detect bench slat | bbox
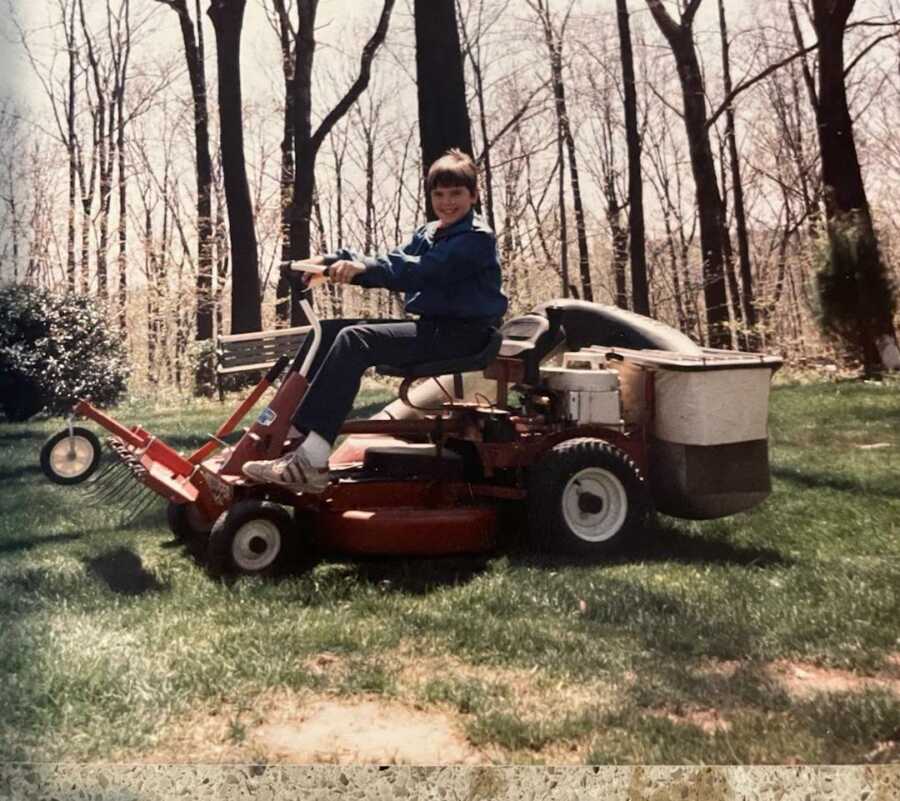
[218,324,311,344]
[218,360,283,375]
[219,338,307,363]
[218,334,308,353]
[215,326,311,379]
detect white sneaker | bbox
[242,449,329,494]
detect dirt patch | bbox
[254,699,479,764]
[769,659,900,699]
[124,648,623,765]
[653,707,732,735]
[123,689,484,765]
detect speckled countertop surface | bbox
[1,765,898,800]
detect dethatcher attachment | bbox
[40,410,204,526]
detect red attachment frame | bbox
[74,400,196,478]
[189,370,280,464]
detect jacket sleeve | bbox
[350,231,496,292]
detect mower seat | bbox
[376,327,503,380]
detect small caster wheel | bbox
[40,427,102,485]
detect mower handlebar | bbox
[281,255,338,276]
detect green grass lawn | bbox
[0,380,898,764]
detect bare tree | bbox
[529,0,592,302]
[645,0,730,347]
[616,0,650,315]
[153,0,215,349]
[717,0,757,349]
[287,0,395,324]
[807,0,899,371]
[267,0,295,325]
[207,0,262,334]
[456,0,514,231]
[414,0,473,221]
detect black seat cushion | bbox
[377,328,503,379]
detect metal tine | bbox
[81,439,133,494]
[84,461,132,499]
[116,476,152,508]
[119,488,161,526]
[113,483,155,523]
[85,466,138,507]
[83,472,132,504]
[82,460,126,498]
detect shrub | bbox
[0,284,130,421]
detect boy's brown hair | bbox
[426,148,478,195]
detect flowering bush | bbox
[0,284,130,421]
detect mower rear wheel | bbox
[207,500,296,578]
[527,437,649,556]
[40,427,102,485]
[167,501,214,542]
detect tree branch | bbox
[844,31,898,76]
[476,79,551,163]
[682,0,704,28]
[310,0,395,155]
[706,40,819,129]
[644,0,681,40]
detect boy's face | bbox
[431,183,476,227]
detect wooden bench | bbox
[216,325,311,400]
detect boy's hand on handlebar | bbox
[330,260,365,284]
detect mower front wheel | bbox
[167,501,215,542]
[40,426,102,485]
[207,500,296,578]
[527,437,650,556]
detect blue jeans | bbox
[292,318,494,444]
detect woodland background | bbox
[1,0,898,393]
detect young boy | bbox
[242,148,507,493]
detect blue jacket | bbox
[333,210,508,321]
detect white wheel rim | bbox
[49,435,95,479]
[561,467,628,543]
[232,518,282,572]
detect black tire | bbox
[526,437,650,556]
[40,427,102,485]
[207,500,296,578]
[167,501,215,542]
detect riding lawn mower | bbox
[40,260,782,577]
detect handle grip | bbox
[280,257,338,290]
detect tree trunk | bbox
[156,0,216,390]
[645,0,730,348]
[208,0,262,335]
[810,0,899,372]
[718,0,756,348]
[117,100,128,331]
[616,0,649,315]
[533,0,591,300]
[272,0,294,326]
[717,132,742,349]
[66,0,77,290]
[557,136,571,298]
[456,0,495,230]
[608,187,629,309]
[414,0,473,220]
